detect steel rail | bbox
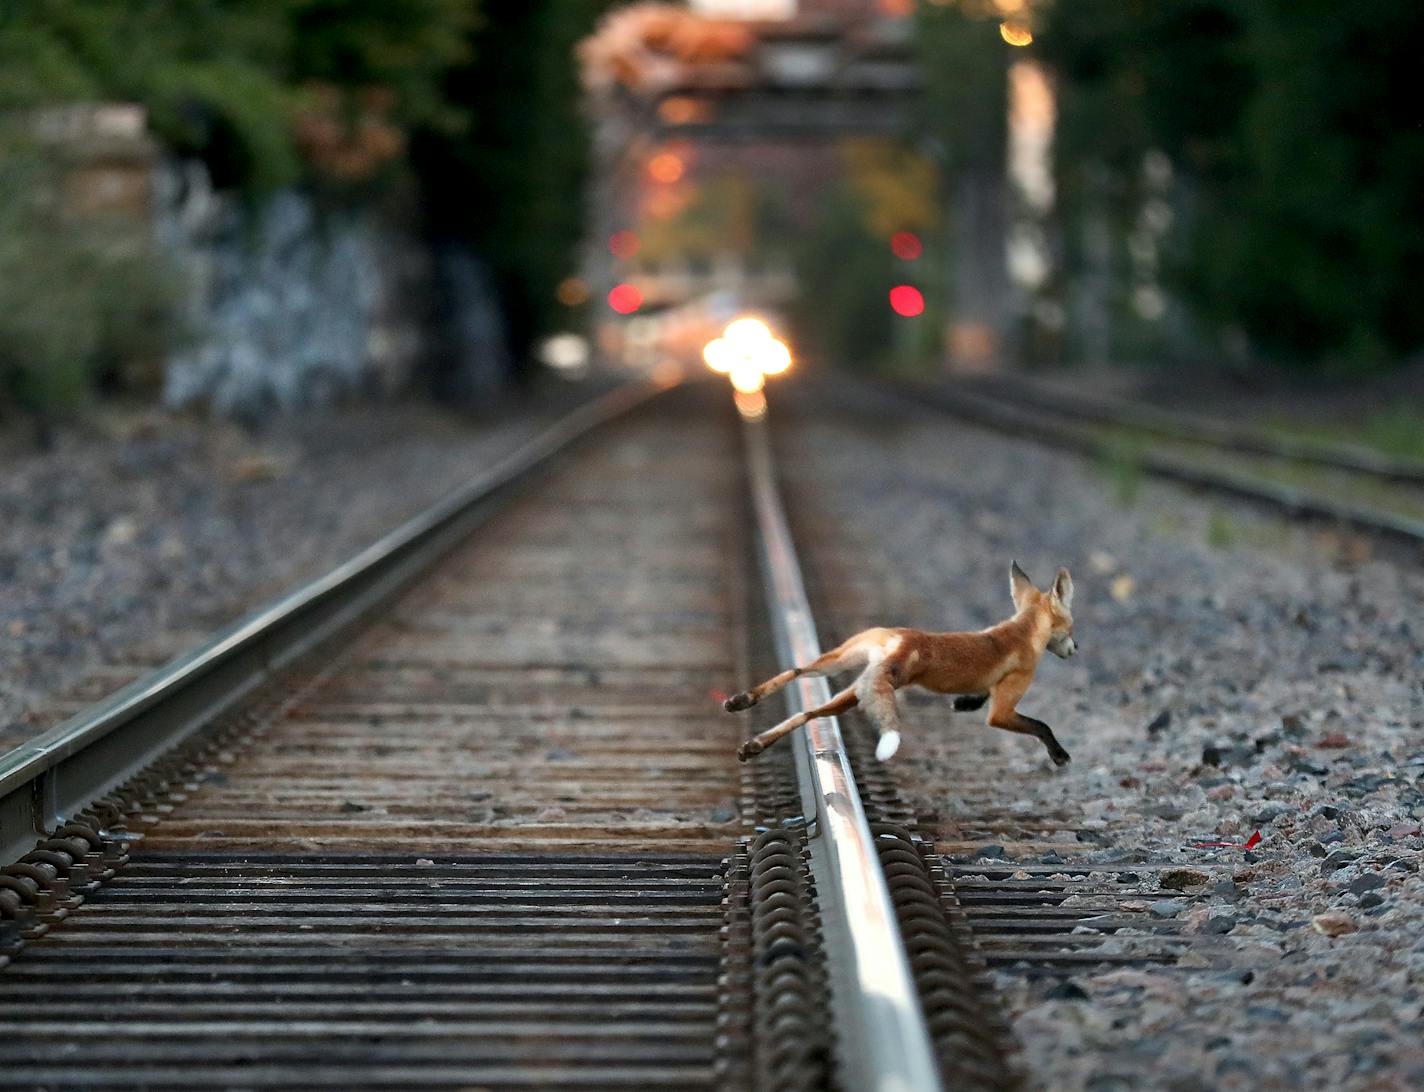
[741,402,945,1092]
[0,378,676,867]
[968,376,1424,486]
[887,381,1424,552]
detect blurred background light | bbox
[608,230,640,259]
[725,317,773,344]
[729,361,765,394]
[890,231,923,261]
[607,283,643,314]
[539,332,590,373]
[647,151,685,184]
[760,338,791,375]
[556,276,590,307]
[703,315,793,390]
[733,388,768,420]
[703,337,734,373]
[889,285,925,317]
[1000,23,1033,47]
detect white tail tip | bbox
[875,731,901,762]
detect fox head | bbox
[1010,560,1077,658]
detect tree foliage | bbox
[413,0,616,371]
[0,0,478,194]
[1039,0,1424,368]
[0,137,181,437]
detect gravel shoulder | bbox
[0,380,603,755]
[781,382,1424,1091]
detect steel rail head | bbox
[739,406,945,1092]
[0,377,679,868]
[877,380,1424,553]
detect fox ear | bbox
[1052,567,1074,609]
[1010,560,1036,609]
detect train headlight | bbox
[702,316,793,393]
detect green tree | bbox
[0,0,478,195]
[413,0,614,374]
[913,1,1011,367]
[1038,0,1424,369]
[0,135,181,444]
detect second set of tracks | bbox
[0,380,1022,1090]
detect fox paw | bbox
[1050,748,1072,767]
[724,692,756,712]
[737,739,764,762]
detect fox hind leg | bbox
[856,667,907,761]
[953,693,989,712]
[738,686,859,761]
[723,637,869,713]
[723,668,799,712]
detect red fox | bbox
[725,561,1076,765]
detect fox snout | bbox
[1049,635,1078,658]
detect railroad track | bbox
[1,378,1030,1090]
[885,377,1424,554]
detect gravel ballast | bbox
[0,388,595,754]
[780,384,1424,1090]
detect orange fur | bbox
[727,561,1077,765]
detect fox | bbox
[725,560,1077,766]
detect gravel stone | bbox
[0,390,593,752]
[1159,868,1210,891]
[1323,849,1362,872]
[1347,873,1386,895]
[1252,801,1291,824]
[783,385,1424,1091]
[978,844,1007,859]
[1310,911,1358,937]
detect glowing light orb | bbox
[647,151,685,184]
[890,231,923,261]
[556,276,589,306]
[889,285,925,317]
[608,283,643,314]
[760,338,792,375]
[539,333,590,371]
[999,22,1033,47]
[734,388,767,420]
[729,361,766,394]
[702,337,734,373]
[608,230,640,259]
[702,314,793,393]
[724,317,773,344]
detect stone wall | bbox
[155,162,432,422]
[38,104,519,419]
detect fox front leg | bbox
[987,672,1071,767]
[953,693,989,711]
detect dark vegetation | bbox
[1036,0,1424,370]
[3,0,1421,421]
[413,0,611,379]
[0,0,610,421]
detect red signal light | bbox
[889,285,924,317]
[890,231,922,261]
[608,283,643,314]
[608,230,640,259]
